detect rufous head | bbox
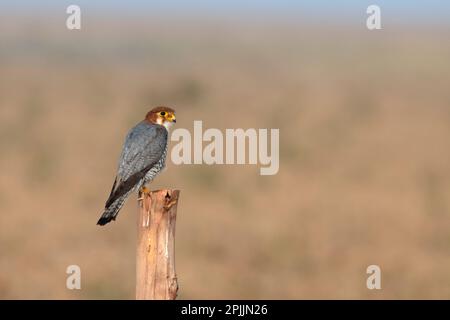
[145,106,176,130]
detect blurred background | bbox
[1,0,450,299]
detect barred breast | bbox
[140,142,168,189]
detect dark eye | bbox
[160,111,166,116]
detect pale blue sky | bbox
[2,1,450,24]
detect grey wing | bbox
[105,122,167,208]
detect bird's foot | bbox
[137,186,151,202]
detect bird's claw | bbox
[138,186,151,202]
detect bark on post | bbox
[136,189,180,300]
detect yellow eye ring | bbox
[160,111,166,116]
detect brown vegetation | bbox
[0,15,450,299]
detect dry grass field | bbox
[1,14,450,299]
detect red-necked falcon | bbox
[97,106,176,226]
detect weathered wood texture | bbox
[136,189,180,300]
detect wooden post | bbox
[136,189,180,300]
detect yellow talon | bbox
[138,186,151,201]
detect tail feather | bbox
[97,196,127,226]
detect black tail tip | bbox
[97,215,117,226]
[97,217,111,226]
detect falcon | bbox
[97,106,176,226]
